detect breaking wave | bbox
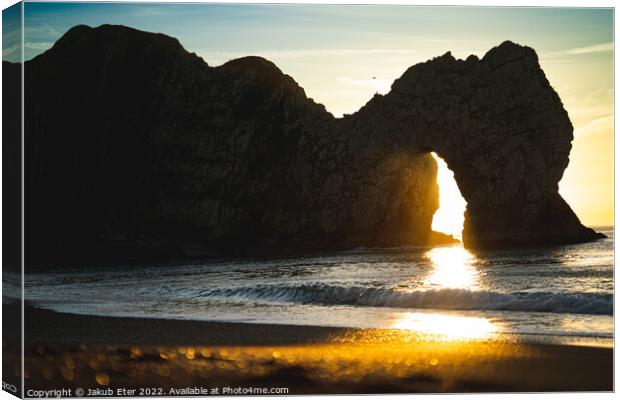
[199,284,612,315]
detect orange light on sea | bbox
[390,312,497,341]
[424,246,480,290]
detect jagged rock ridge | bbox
[9,24,603,264]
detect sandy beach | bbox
[10,304,612,394]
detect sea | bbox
[13,227,614,347]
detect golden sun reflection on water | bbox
[391,312,497,341]
[424,246,480,289]
[389,246,493,341]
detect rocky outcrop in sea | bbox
[6,24,602,264]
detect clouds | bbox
[573,115,614,138]
[337,76,393,94]
[198,48,421,66]
[566,42,613,55]
[3,45,19,58]
[25,41,53,50]
[2,3,22,62]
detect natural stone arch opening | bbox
[430,152,467,241]
[17,25,606,264]
[339,41,605,249]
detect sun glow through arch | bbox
[431,153,467,240]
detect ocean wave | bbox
[199,284,613,315]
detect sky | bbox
[3,3,614,226]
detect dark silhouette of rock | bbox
[8,24,603,264]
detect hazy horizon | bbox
[4,3,613,226]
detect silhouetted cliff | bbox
[9,24,602,265]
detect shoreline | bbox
[22,304,352,346]
[7,304,614,393]
[19,303,613,348]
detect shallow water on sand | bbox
[20,228,613,346]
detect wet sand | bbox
[12,304,613,394]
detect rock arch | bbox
[330,41,603,248]
[16,25,603,263]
